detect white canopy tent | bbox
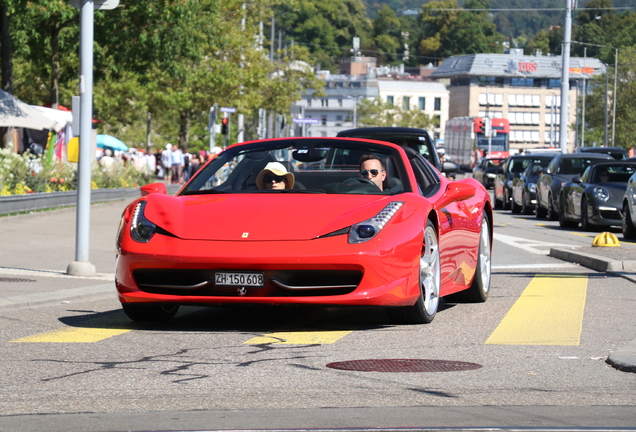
[0,89,58,131]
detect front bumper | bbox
[116,232,421,307]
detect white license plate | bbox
[215,272,265,287]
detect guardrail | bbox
[0,184,182,215]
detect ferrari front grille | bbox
[133,269,362,297]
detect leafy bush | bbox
[0,148,153,195]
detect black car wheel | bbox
[503,189,511,210]
[511,197,521,213]
[580,197,595,231]
[494,189,503,209]
[558,194,578,228]
[536,198,547,218]
[623,202,636,240]
[521,192,532,215]
[547,193,558,221]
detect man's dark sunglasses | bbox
[264,174,286,183]
[360,169,380,178]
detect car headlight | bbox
[593,187,610,202]
[486,173,496,178]
[528,183,536,193]
[130,201,157,243]
[349,201,403,244]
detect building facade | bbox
[293,70,379,137]
[293,62,450,139]
[376,79,449,140]
[431,50,606,152]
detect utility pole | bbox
[611,48,618,146]
[237,4,245,143]
[581,47,586,147]
[67,0,119,276]
[558,0,573,154]
[146,111,151,152]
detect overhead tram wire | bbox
[420,7,633,12]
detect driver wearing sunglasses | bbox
[359,154,387,191]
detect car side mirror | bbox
[442,160,460,174]
[438,182,476,208]
[140,182,167,197]
[572,176,582,184]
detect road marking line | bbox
[570,232,593,237]
[494,232,574,255]
[493,263,577,269]
[11,316,132,343]
[485,274,587,345]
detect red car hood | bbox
[142,193,400,241]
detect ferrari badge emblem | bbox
[242,232,249,238]
[237,287,247,296]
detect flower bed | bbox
[0,148,153,195]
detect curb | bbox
[549,247,636,272]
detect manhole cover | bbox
[326,359,482,373]
[0,277,36,283]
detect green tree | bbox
[271,0,372,72]
[417,0,505,59]
[372,5,402,63]
[11,0,78,107]
[580,49,636,149]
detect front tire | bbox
[623,202,636,240]
[558,194,578,228]
[580,197,595,231]
[547,193,558,221]
[536,196,547,218]
[521,192,532,215]
[511,193,521,213]
[122,303,179,323]
[387,220,440,324]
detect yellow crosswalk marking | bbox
[11,316,132,343]
[485,274,587,345]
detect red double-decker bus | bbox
[444,117,510,170]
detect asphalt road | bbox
[0,199,634,432]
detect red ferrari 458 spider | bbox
[115,137,492,324]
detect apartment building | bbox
[430,50,606,152]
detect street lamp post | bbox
[347,95,363,128]
[558,0,573,154]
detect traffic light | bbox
[221,117,229,135]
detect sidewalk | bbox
[0,199,633,372]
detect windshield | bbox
[477,135,507,152]
[181,138,410,196]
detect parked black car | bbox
[494,154,555,210]
[575,146,628,160]
[511,159,552,215]
[535,153,614,220]
[336,127,460,176]
[559,161,636,230]
[473,157,506,189]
